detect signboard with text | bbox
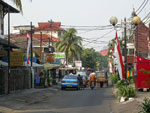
[54,52,65,59]
[10,52,24,66]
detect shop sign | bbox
[10,52,23,66]
[54,52,65,59]
[45,53,55,63]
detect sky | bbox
[3,0,150,51]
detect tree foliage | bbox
[55,28,82,64]
[81,48,108,71]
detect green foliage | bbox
[81,48,108,71]
[47,77,51,85]
[127,76,134,83]
[110,73,118,84]
[116,85,136,99]
[43,70,47,80]
[139,98,150,113]
[55,28,82,63]
[140,69,150,75]
[115,80,125,88]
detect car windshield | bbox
[64,75,77,79]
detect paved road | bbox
[0,86,116,113]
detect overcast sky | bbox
[4,0,150,51]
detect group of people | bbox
[77,72,96,88]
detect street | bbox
[0,86,116,113]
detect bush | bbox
[116,85,136,99]
[127,76,134,83]
[139,98,150,113]
[110,73,119,84]
[115,80,125,88]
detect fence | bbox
[0,67,31,94]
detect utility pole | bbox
[124,18,127,80]
[8,6,10,94]
[31,22,33,67]
[30,22,34,88]
[40,32,42,63]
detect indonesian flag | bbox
[114,32,125,79]
[109,60,113,73]
[27,32,31,64]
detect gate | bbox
[135,56,150,88]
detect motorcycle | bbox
[90,82,95,90]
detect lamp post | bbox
[110,16,128,81]
[132,16,141,56]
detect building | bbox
[99,49,109,56]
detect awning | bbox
[24,61,43,67]
[0,38,19,48]
[59,67,77,71]
[0,1,20,13]
[0,60,8,66]
[44,63,60,70]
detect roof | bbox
[32,34,60,42]
[0,0,19,13]
[34,22,64,31]
[10,33,60,45]
[99,49,109,56]
[9,34,48,48]
[0,38,18,48]
[44,63,60,69]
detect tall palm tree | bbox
[7,0,32,12]
[55,28,82,65]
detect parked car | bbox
[61,75,80,90]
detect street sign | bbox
[10,52,23,66]
[54,52,65,59]
[45,53,55,63]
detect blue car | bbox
[61,75,80,90]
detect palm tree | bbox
[55,28,82,65]
[8,0,32,12]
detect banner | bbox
[27,32,31,65]
[114,32,125,79]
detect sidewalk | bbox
[112,87,150,113]
[0,85,60,113]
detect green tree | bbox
[81,48,108,71]
[55,28,82,64]
[9,0,32,12]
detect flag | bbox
[109,60,113,73]
[114,32,125,79]
[27,32,31,64]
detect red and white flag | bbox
[27,32,31,64]
[114,32,125,79]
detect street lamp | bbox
[110,16,118,26]
[132,16,141,56]
[110,17,128,82]
[132,16,141,26]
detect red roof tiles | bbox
[99,49,109,56]
[34,22,64,31]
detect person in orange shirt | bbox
[89,73,96,86]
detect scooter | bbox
[90,82,95,90]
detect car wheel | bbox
[76,87,80,90]
[61,87,64,90]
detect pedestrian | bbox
[77,74,83,88]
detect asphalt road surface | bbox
[0,86,116,113]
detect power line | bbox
[136,0,147,12]
[83,30,114,46]
[137,0,149,15]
